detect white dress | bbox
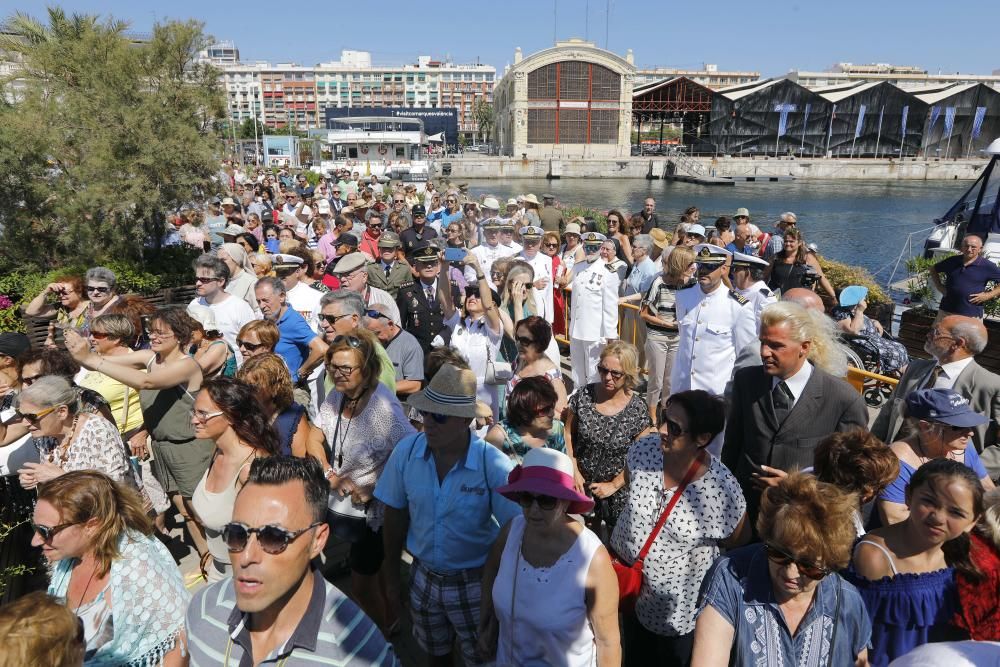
[493,515,602,667]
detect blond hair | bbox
[0,592,84,667]
[760,301,848,377]
[600,340,641,390]
[977,488,1000,549]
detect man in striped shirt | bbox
[186,456,397,666]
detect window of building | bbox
[525,61,621,144]
[527,109,557,143]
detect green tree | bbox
[473,97,494,144]
[238,116,265,140]
[0,8,225,272]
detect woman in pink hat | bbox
[477,448,621,666]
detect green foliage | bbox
[818,257,891,304]
[0,8,225,274]
[238,117,265,140]
[561,206,608,233]
[903,256,941,304]
[458,133,468,148]
[472,98,494,144]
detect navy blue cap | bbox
[905,388,989,428]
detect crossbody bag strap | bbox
[635,451,703,565]
[826,576,843,667]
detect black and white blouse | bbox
[610,435,746,636]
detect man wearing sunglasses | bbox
[363,303,424,398]
[376,365,519,667]
[399,204,437,257]
[671,244,757,405]
[327,253,402,326]
[187,456,397,666]
[189,254,256,364]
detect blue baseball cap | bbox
[839,285,868,308]
[905,388,989,428]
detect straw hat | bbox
[521,194,540,206]
[406,364,491,419]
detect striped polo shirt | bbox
[186,569,398,666]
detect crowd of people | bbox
[2,163,1000,667]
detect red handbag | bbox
[610,452,703,613]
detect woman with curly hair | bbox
[693,472,871,666]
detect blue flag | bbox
[774,103,796,138]
[855,105,866,138]
[928,106,940,130]
[972,106,988,139]
[901,105,909,138]
[944,107,956,138]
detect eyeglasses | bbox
[333,335,362,348]
[31,521,78,543]
[393,199,405,204]
[193,409,225,422]
[321,313,354,326]
[597,365,625,380]
[18,406,58,423]
[221,521,323,555]
[329,363,359,377]
[544,242,559,249]
[420,410,449,424]
[236,339,265,352]
[535,404,555,417]
[194,276,221,284]
[21,374,42,386]
[446,199,457,203]
[517,493,559,511]
[89,331,110,340]
[660,417,687,437]
[368,223,383,229]
[146,329,174,339]
[86,285,110,294]
[764,543,829,580]
[365,309,388,320]
[515,335,535,347]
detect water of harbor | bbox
[464,178,970,285]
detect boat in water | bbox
[309,116,433,184]
[923,137,1000,260]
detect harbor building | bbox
[493,39,636,159]
[215,48,494,141]
[635,64,760,90]
[785,63,1000,92]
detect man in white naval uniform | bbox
[731,251,777,331]
[519,225,555,325]
[671,244,757,398]
[466,214,515,291]
[569,232,621,387]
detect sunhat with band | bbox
[406,364,491,419]
[497,448,595,515]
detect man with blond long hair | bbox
[722,301,867,526]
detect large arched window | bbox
[526,62,621,144]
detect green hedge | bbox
[0,245,202,333]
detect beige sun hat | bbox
[406,364,491,419]
[521,193,540,206]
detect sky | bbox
[4,0,999,78]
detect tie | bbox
[771,381,793,424]
[924,365,944,389]
[425,284,436,310]
[385,263,392,277]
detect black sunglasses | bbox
[321,313,354,326]
[236,339,265,351]
[333,334,362,347]
[86,285,110,294]
[515,335,535,347]
[420,410,448,424]
[221,521,323,555]
[32,521,78,543]
[365,309,388,320]
[659,415,687,437]
[764,543,829,580]
[517,493,559,511]
[597,364,624,380]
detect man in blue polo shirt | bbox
[254,276,327,383]
[376,364,518,667]
[932,234,1000,318]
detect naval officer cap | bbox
[408,241,440,264]
[731,251,769,269]
[271,253,305,269]
[481,218,503,231]
[693,244,732,266]
[581,232,607,246]
[519,225,544,239]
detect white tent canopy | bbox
[427,132,445,143]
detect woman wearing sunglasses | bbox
[65,306,215,561]
[692,472,870,667]
[235,319,279,362]
[478,448,620,666]
[611,390,747,666]
[191,378,280,583]
[319,329,414,633]
[486,376,566,462]
[16,375,130,490]
[33,470,188,666]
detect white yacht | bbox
[309,116,432,183]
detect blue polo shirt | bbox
[374,432,519,572]
[274,307,316,382]
[935,254,1000,317]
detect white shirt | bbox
[934,357,976,390]
[521,250,554,324]
[772,360,814,408]
[569,259,620,341]
[287,282,323,333]
[736,279,777,332]
[468,243,517,291]
[189,295,255,364]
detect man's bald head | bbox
[781,288,825,313]
[941,315,988,355]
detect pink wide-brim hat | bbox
[497,448,594,515]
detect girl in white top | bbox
[479,449,621,667]
[190,378,279,582]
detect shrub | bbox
[817,257,891,304]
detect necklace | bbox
[52,414,81,465]
[332,391,364,468]
[73,561,99,613]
